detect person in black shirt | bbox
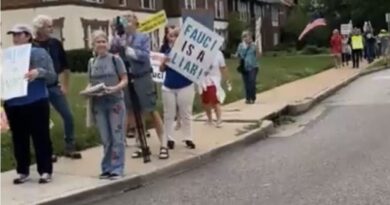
[32,15,81,159]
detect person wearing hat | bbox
[3,24,57,184]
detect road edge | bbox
[287,66,388,115]
[38,65,388,205]
[39,121,274,205]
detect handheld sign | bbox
[341,24,352,35]
[138,10,168,33]
[150,52,166,83]
[1,44,31,100]
[166,17,224,83]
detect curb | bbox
[287,66,388,115]
[193,106,288,124]
[39,121,274,205]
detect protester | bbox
[365,31,376,63]
[236,31,259,104]
[351,28,364,68]
[0,106,9,133]
[32,15,81,159]
[110,14,169,159]
[330,29,342,68]
[379,29,390,65]
[82,30,128,180]
[160,26,196,151]
[162,27,182,131]
[199,49,231,128]
[341,34,351,67]
[4,24,56,184]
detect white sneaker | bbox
[39,173,52,184]
[13,174,29,185]
[215,120,223,128]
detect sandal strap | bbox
[131,150,142,158]
[160,147,168,153]
[159,147,169,159]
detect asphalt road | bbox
[92,69,390,205]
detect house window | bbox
[119,0,126,6]
[141,0,155,9]
[51,17,65,42]
[215,0,224,19]
[272,6,279,27]
[273,32,279,46]
[51,26,62,41]
[148,30,160,51]
[254,4,262,19]
[185,0,196,9]
[238,1,249,21]
[81,18,109,49]
[215,29,227,49]
[84,0,104,3]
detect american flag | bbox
[298,17,327,41]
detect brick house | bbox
[228,0,295,51]
[1,0,165,50]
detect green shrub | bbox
[226,12,247,55]
[66,49,93,73]
[301,45,322,55]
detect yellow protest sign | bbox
[138,10,167,33]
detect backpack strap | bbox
[89,56,121,80]
[88,58,95,79]
[112,56,120,80]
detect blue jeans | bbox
[48,86,75,150]
[93,98,126,175]
[242,68,259,101]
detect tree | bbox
[226,12,247,54]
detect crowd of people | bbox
[2,13,259,184]
[330,25,390,69]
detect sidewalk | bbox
[1,62,382,205]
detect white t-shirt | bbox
[203,50,226,87]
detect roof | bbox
[258,0,295,6]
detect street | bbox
[92,69,390,205]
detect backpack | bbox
[88,55,120,79]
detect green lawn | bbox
[1,55,332,172]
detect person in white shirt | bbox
[199,50,231,128]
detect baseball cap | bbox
[6,24,33,35]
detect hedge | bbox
[66,49,93,73]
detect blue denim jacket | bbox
[5,46,57,106]
[111,32,152,76]
[236,42,258,71]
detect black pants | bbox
[352,49,362,68]
[342,53,350,65]
[4,99,53,175]
[241,67,259,102]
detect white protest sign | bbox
[341,24,352,35]
[1,44,31,100]
[150,52,166,83]
[166,17,224,83]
